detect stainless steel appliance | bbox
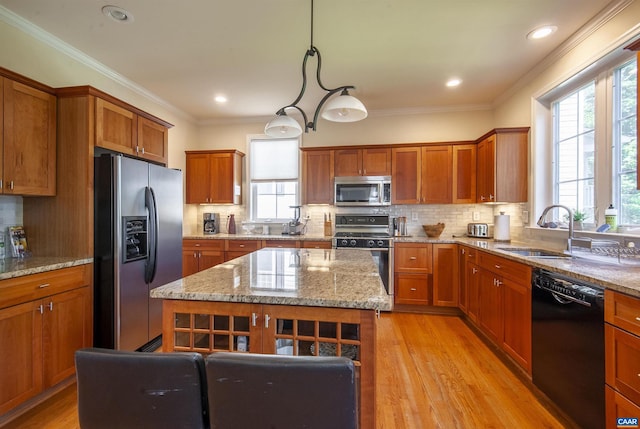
[284,205,305,235]
[203,212,220,234]
[467,222,493,238]
[532,268,604,429]
[332,214,393,296]
[334,176,391,207]
[94,154,183,352]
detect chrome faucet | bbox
[537,204,575,253]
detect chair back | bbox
[206,353,357,429]
[75,347,208,429]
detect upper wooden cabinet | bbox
[391,147,421,204]
[185,150,244,204]
[453,144,477,203]
[301,149,334,204]
[96,98,169,165]
[335,148,391,177]
[422,145,452,204]
[476,128,529,203]
[2,77,56,196]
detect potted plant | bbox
[572,209,586,230]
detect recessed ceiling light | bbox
[214,95,228,104]
[446,78,462,88]
[102,5,134,23]
[527,25,557,40]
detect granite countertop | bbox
[0,256,93,281]
[151,248,392,311]
[183,233,332,241]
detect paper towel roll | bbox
[494,212,511,241]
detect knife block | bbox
[324,221,332,236]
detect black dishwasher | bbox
[532,268,605,429]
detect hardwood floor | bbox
[2,313,567,428]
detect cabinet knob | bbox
[494,264,501,269]
[410,288,417,291]
[409,256,417,260]
[252,312,258,327]
[472,268,478,274]
[47,302,54,311]
[461,249,465,255]
[635,316,640,322]
[239,244,245,248]
[9,181,14,190]
[38,283,50,289]
[264,314,271,329]
[37,304,44,314]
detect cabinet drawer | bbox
[183,239,224,251]
[301,240,332,249]
[478,252,530,283]
[263,240,300,249]
[0,264,91,310]
[395,273,431,305]
[605,324,640,405]
[225,240,261,252]
[461,245,478,263]
[606,290,640,337]
[394,243,432,272]
[606,386,640,429]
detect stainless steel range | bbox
[332,214,393,297]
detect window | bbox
[550,55,638,227]
[613,59,639,225]
[249,137,300,221]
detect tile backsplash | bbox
[0,196,23,233]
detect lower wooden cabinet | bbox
[182,239,225,276]
[432,244,459,307]
[605,289,640,423]
[0,264,92,416]
[394,242,432,306]
[225,239,262,261]
[301,240,332,249]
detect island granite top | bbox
[151,248,392,311]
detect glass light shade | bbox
[264,114,303,138]
[321,94,368,122]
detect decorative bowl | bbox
[422,223,445,238]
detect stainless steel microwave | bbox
[334,176,391,206]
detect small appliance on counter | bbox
[283,205,305,235]
[392,217,407,236]
[467,223,493,238]
[203,213,220,235]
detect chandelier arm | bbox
[312,47,353,93]
[310,86,354,131]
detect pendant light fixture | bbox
[264,0,367,138]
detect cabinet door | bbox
[137,117,168,165]
[95,98,136,156]
[466,262,480,323]
[606,386,640,429]
[334,149,362,176]
[302,150,334,204]
[432,244,458,307]
[421,146,452,204]
[3,79,57,196]
[199,249,225,270]
[185,153,211,203]
[494,130,528,202]
[182,250,200,277]
[362,148,391,176]
[477,134,495,202]
[0,300,43,414]
[606,324,640,405]
[478,267,502,343]
[391,147,421,204]
[458,247,468,313]
[502,278,531,374]
[42,287,92,387]
[209,153,235,204]
[453,144,477,203]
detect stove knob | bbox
[369,218,375,223]
[340,239,348,246]
[377,240,384,247]
[349,240,357,247]
[367,240,375,247]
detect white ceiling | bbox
[0,0,622,123]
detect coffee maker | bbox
[203,213,220,235]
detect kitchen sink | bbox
[497,247,571,258]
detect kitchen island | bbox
[151,247,392,429]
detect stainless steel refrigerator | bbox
[94,154,183,351]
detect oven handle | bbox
[535,284,591,307]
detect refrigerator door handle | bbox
[145,186,159,284]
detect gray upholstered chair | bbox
[75,347,209,429]
[205,352,357,429]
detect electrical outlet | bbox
[411,211,418,221]
[522,210,529,224]
[472,211,480,221]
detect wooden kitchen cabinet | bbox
[2,77,56,196]
[475,251,531,373]
[453,144,477,203]
[96,98,170,164]
[394,242,432,305]
[225,239,262,261]
[301,240,332,249]
[334,147,391,177]
[182,239,225,276]
[605,289,640,419]
[421,146,452,204]
[263,240,300,249]
[0,264,92,416]
[391,147,421,204]
[458,245,478,314]
[301,149,334,204]
[185,150,244,204]
[432,244,459,307]
[476,128,529,203]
